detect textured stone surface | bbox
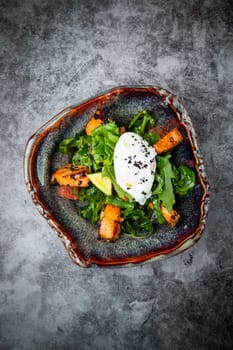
[0,0,233,349]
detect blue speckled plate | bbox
[24,86,210,267]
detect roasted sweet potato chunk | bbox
[153,128,183,154]
[161,204,180,227]
[85,117,103,136]
[99,204,122,242]
[51,164,90,187]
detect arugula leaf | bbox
[152,173,164,195]
[156,154,175,213]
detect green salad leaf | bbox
[59,121,120,172]
[91,121,120,169]
[128,109,160,145]
[143,131,160,144]
[105,196,135,210]
[173,165,196,195]
[149,198,165,224]
[122,207,154,238]
[59,137,80,154]
[156,154,175,212]
[71,134,93,169]
[128,110,155,136]
[77,185,106,224]
[152,173,164,195]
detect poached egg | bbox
[114,132,157,205]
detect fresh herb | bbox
[77,185,106,224]
[173,165,196,196]
[143,131,160,145]
[149,198,165,224]
[122,207,154,238]
[59,121,120,172]
[156,154,175,212]
[105,196,135,210]
[128,110,155,136]
[91,121,120,169]
[59,137,81,154]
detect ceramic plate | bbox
[24,86,210,267]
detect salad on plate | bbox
[51,110,196,242]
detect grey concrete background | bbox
[1,0,233,349]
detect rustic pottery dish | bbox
[24,86,210,267]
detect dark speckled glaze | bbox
[24,86,210,267]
